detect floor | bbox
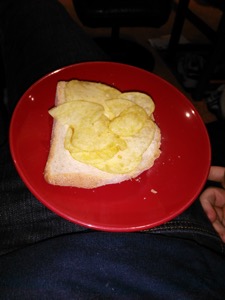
[59,0,223,124]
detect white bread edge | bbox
[44,81,161,189]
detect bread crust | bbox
[44,81,161,189]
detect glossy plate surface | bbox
[10,62,211,232]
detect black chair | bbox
[72,0,172,72]
[167,0,225,100]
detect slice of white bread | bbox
[44,81,161,189]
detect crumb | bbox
[151,189,158,194]
[135,177,141,183]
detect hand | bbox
[200,166,225,243]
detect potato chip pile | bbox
[49,80,157,174]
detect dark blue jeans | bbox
[0,0,225,298]
[1,225,225,299]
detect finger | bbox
[208,166,225,188]
[212,219,225,243]
[200,187,225,206]
[199,187,225,225]
[200,190,217,222]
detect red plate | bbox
[10,62,211,232]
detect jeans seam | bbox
[142,223,225,253]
